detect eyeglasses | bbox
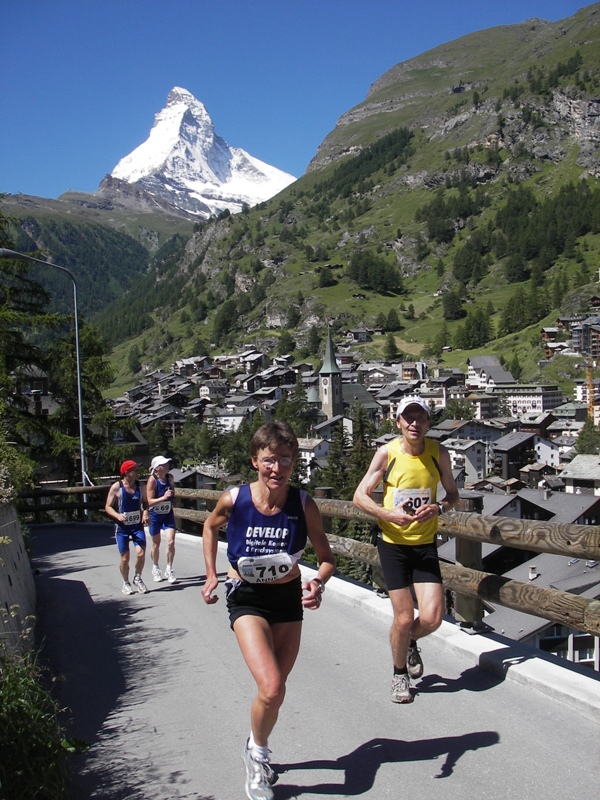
[259,456,293,468]
[401,410,429,423]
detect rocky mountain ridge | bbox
[4,4,600,390]
[104,86,296,218]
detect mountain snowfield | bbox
[110,87,296,218]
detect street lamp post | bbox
[0,247,89,489]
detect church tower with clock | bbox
[319,328,343,419]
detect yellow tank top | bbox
[379,437,441,545]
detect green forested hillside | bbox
[6,4,600,393]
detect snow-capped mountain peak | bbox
[109,87,296,218]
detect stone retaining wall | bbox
[0,504,36,654]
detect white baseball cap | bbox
[396,395,431,419]
[151,455,171,471]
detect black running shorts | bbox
[377,538,442,591]
[225,575,303,628]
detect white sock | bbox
[249,733,269,761]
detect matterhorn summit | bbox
[106,87,296,218]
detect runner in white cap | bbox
[147,455,177,583]
[353,396,459,703]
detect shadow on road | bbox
[274,731,501,796]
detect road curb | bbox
[298,562,600,723]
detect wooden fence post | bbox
[453,491,485,630]
[314,487,333,535]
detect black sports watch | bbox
[312,578,325,594]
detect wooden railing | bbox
[17,484,600,636]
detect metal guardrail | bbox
[16,484,600,636]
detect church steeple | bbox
[319,328,343,419]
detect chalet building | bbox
[199,380,229,401]
[252,386,282,404]
[138,405,187,439]
[543,341,572,359]
[417,386,445,414]
[519,411,556,437]
[313,415,350,441]
[172,356,211,376]
[559,455,600,496]
[466,356,514,390]
[297,437,330,482]
[430,417,514,442]
[443,438,487,483]
[225,395,256,411]
[480,552,600,671]
[533,436,561,468]
[465,391,499,419]
[342,383,382,422]
[272,354,294,367]
[571,314,600,356]
[240,351,265,373]
[205,407,250,433]
[497,384,563,417]
[552,401,589,421]
[519,462,559,489]
[541,327,559,342]
[545,418,584,440]
[491,431,536,480]
[573,378,600,405]
[556,313,587,332]
[357,362,394,386]
[259,366,296,388]
[345,328,372,343]
[401,362,428,381]
[14,366,58,418]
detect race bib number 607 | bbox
[392,488,431,515]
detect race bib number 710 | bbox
[237,553,294,583]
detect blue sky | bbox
[1,0,590,199]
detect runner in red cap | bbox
[105,460,150,595]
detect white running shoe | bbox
[152,566,163,582]
[133,574,149,594]
[122,581,134,595]
[165,567,177,584]
[242,739,276,799]
[390,673,413,703]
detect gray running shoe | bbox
[390,673,413,703]
[407,644,423,678]
[243,739,277,800]
[122,581,134,595]
[133,574,149,594]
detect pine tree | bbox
[576,418,600,454]
[384,333,399,360]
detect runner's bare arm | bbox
[201,490,233,604]
[303,496,336,608]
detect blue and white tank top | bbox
[149,475,174,520]
[117,481,143,532]
[226,484,308,583]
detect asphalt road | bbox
[31,523,599,800]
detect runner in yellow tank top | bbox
[353,396,459,703]
[380,436,443,546]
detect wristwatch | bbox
[436,502,445,516]
[312,578,325,594]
